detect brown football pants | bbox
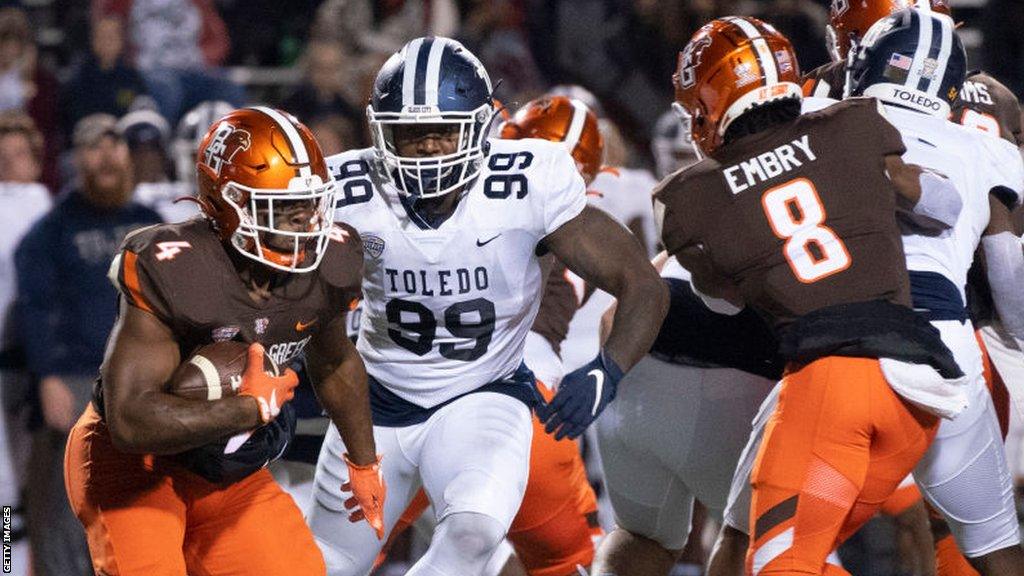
[747,356,939,575]
[64,404,325,576]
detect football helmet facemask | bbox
[367,36,495,199]
[195,107,337,273]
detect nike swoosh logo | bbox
[295,318,318,332]
[588,369,604,416]
[476,234,501,247]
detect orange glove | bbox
[342,453,386,540]
[238,343,298,424]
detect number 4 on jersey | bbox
[762,178,851,283]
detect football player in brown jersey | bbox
[803,0,952,99]
[657,16,965,576]
[63,108,385,575]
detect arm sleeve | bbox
[13,222,60,376]
[981,137,1024,208]
[982,232,1024,346]
[537,147,587,236]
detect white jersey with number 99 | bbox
[329,139,586,408]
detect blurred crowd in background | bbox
[0,0,1020,195]
[0,1,1023,575]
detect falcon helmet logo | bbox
[679,36,713,89]
[202,124,252,176]
[830,0,850,18]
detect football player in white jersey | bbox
[848,12,1024,574]
[956,72,1024,370]
[307,37,667,576]
[368,95,611,576]
[716,10,1024,576]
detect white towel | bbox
[880,357,969,419]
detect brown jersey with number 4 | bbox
[95,217,363,481]
[108,217,363,367]
[657,97,909,329]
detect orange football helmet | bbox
[827,0,952,62]
[195,106,336,273]
[673,16,802,156]
[500,96,604,184]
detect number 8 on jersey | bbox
[762,177,851,283]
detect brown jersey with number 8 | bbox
[657,97,909,329]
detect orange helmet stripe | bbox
[563,99,589,152]
[725,16,778,85]
[250,106,313,177]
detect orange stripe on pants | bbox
[64,405,325,576]
[747,357,939,575]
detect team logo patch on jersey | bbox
[361,234,385,259]
[212,325,241,341]
[203,124,252,176]
[254,317,270,335]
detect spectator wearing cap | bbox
[118,108,173,183]
[14,113,161,576]
[119,108,199,222]
[60,15,149,140]
[0,111,50,576]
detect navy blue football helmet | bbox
[368,37,495,198]
[845,7,966,118]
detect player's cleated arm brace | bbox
[537,206,669,440]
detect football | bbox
[168,341,279,401]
